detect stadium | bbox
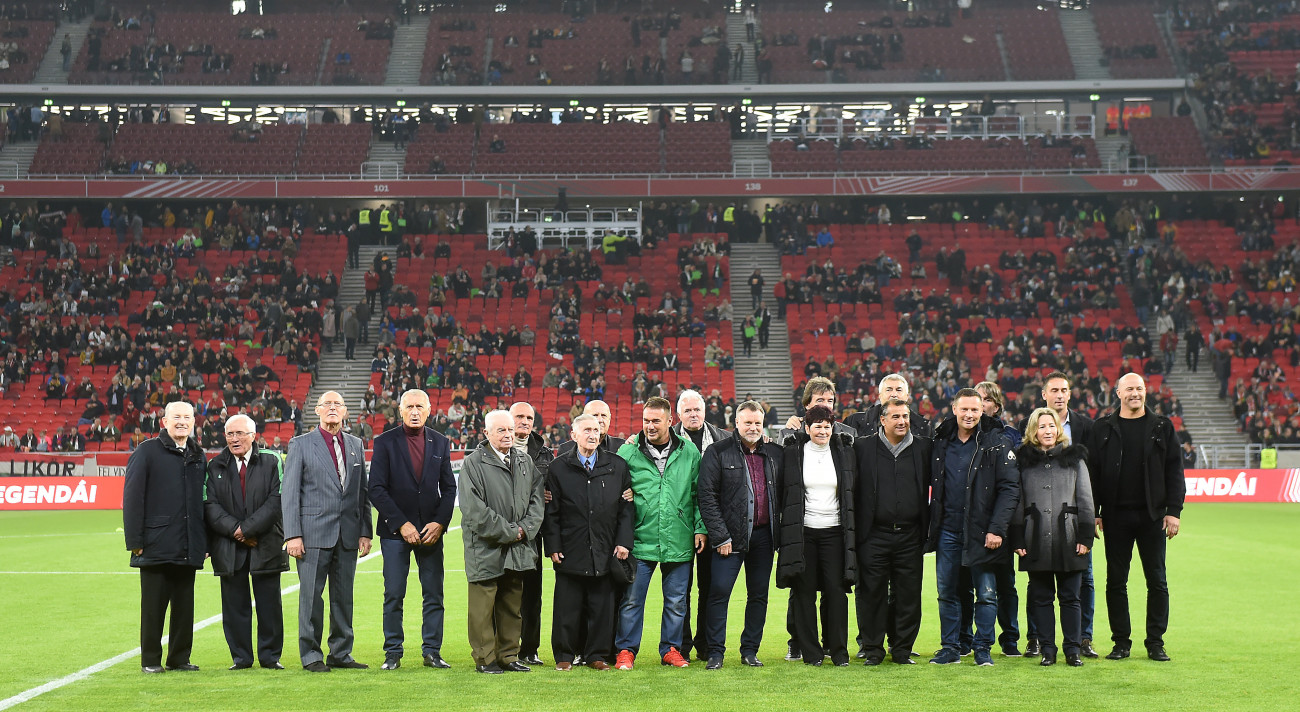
[0,0,1298,710]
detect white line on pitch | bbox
[0,526,460,710]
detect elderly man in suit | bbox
[460,410,545,674]
[368,389,457,671]
[204,413,290,670]
[282,391,373,672]
[123,401,208,673]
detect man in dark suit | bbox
[854,399,932,665]
[204,413,290,670]
[282,391,373,672]
[123,401,208,674]
[369,389,457,671]
[509,401,553,667]
[674,389,731,662]
[542,414,634,670]
[1039,371,1097,658]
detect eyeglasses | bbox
[224,431,254,438]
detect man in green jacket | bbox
[613,397,705,670]
[460,410,545,674]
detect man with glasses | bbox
[282,392,373,672]
[369,389,457,671]
[204,414,290,670]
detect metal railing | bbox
[486,201,642,251]
[768,114,1096,142]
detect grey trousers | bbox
[296,541,359,665]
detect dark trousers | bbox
[1027,570,1083,655]
[380,537,445,658]
[344,337,356,360]
[1103,509,1171,650]
[552,572,616,663]
[857,525,923,660]
[219,566,283,666]
[681,544,715,658]
[296,541,359,666]
[139,564,196,668]
[705,527,774,658]
[1186,349,1199,372]
[790,526,848,665]
[519,564,543,658]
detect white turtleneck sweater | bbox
[802,440,840,528]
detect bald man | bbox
[124,401,208,673]
[510,401,554,666]
[1086,373,1185,663]
[558,400,626,455]
[283,391,373,672]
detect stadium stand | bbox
[0,15,56,84]
[1092,0,1178,79]
[1127,116,1211,168]
[771,136,1101,174]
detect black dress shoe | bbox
[1080,639,1099,658]
[741,654,763,667]
[855,648,868,660]
[1040,648,1058,667]
[303,661,331,672]
[229,662,253,670]
[503,661,531,672]
[142,665,165,674]
[1106,646,1131,660]
[863,656,884,666]
[166,663,200,671]
[423,654,451,669]
[476,663,504,674]
[1024,639,1041,657]
[380,657,400,670]
[892,656,916,665]
[1147,647,1171,662]
[706,656,723,670]
[1065,653,1084,667]
[260,661,284,670]
[326,658,369,669]
[520,655,544,666]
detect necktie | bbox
[238,459,247,497]
[585,458,593,473]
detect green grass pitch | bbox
[0,504,1297,711]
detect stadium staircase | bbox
[729,243,796,420]
[732,138,770,177]
[994,32,1014,81]
[0,141,37,177]
[365,134,406,178]
[1143,312,1250,467]
[1094,136,1132,169]
[1059,8,1111,80]
[32,15,93,85]
[306,245,389,418]
[726,10,759,85]
[384,14,431,85]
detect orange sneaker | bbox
[661,647,690,668]
[614,650,635,670]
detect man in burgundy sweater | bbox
[368,389,458,670]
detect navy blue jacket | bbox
[368,425,457,539]
[928,414,1021,567]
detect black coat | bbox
[928,415,1021,567]
[204,445,290,576]
[367,425,457,540]
[853,432,933,550]
[698,433,781,553]
[1086,409,1185,522]
[845,403,934,440]
[1063,409,1094,451]
[1009,444,1095,573]
[775,431,856,590]
[123,436,208,569]
[542,448,634,577]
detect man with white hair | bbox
[204,413,290,670]
[460,409,546,674]
[845,373,934,440]
[673,389,731,661]
[558,400,626,455]
[124,401,208,673]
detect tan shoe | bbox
[588,660,611,670]
[555,662,573,671]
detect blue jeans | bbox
[616,559,691,657]
[705,527,774,658]
[380,537,445,658]
[935,530,999,652]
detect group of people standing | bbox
[122,367,1183,675]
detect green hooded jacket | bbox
[617,431,704,563]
